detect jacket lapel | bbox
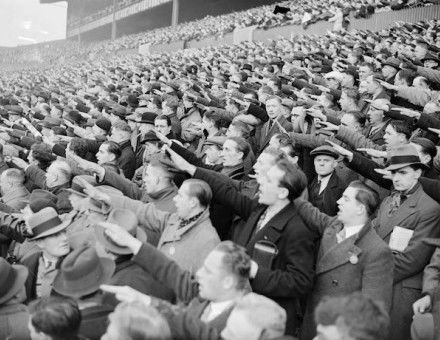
[246,202,296,254]
[376,186,421,239]
[316,223,370,275]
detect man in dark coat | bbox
[308,145,348,216]
[169,148,316,335]
[108,121,136,179]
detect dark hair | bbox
[102,141,122,160]
[275,159,307,201]
[412,137,437,160]
[315,292,389,340]
[69,138,89,158]
[184,179,212,208]
[155,115,172,127]
[226,136,251,159]
[396,69,416,85]
[29,296,81,340]
[348,180,379,217]
[272,134,298,158]
[31,143,56,171]
[215,241,251,290]
[388,120,412,140]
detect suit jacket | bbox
[308,172,347,216]
[363,120,390,146]
[257,115,292,152]
[20,251,63,304]
[133,242,235,337]
[194,167,317,335]
[117,140,136,179]
[372,184,440,340]
[295,200,394,340]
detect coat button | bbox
[332,279,338,286]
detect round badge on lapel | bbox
[349,254,359,264]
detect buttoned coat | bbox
[110,195,220,273]
[372,184,440,340]
[194,167,317,335]
[257,115,292,152]
[295,200,394,340]
[308,172,348,216]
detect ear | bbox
[414,168,422,179]
[278,187,289,200]
[222,274,235,290]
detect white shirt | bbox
[202,300,235,322]
[318,173,332,195]
[337,224,364,243]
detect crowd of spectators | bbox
[0,4,439,340]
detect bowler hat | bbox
[52,246,115,298]
[310,145,339,159]
[28,207,70,241]
[0,258,28,304]
[95,208,146,255]
[29,189,58,213]
[143,130,160,143]
[384,144,428,171]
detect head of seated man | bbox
[314,292,389,340]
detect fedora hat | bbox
[384,144,428,171]
[95,209,146,255]
[52,246,115,298]
[28,207,70,241]
[0,258,28,305]
[29,189,58,213]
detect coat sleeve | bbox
[294,199,337,237]
[395,86,433,107]
[422,248,440,295]
[109,195,170,233]
[193,167,257,220]
[100,170,143,200]
[336,126,383,151]
[346,152,392,190]
[361,243,394,312]
[393,205,440,283]
[132,242,199,303]
[419,177,440,204]
[416,112,440,131]
[118,149,136,180]
[251,221,315,299]
[288,132,339,150]
[416,66,440,86]
[170,142,219,171]
[0,213,30,242]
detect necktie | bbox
[312,180,321,199]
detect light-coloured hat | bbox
[28,207,70,241]
[384,144,428,171]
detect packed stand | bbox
[0,16,440,340]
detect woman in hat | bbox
[0,257,30,340]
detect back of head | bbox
[314,292,389,340]
[226,293,286,340]
[105,301,172,340]
[275,159,307,201]
[29,296,81,340]
[215,241,251,290]
[348,180,379,217]
[184,179,212,209]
